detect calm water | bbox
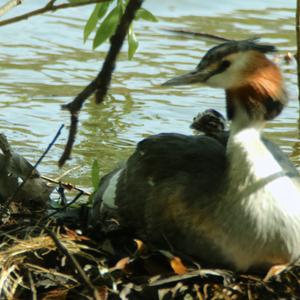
[0,0,298,192]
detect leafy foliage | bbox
[83,2,111,42]
[84,0,158,59]
[93,5,122,49]
[135,7,157,22]
[128,24,138,59]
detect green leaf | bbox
[91,159,100,190]
[97,1,111,18]
[128,25,139,60]
[93,5,121,49]
[84,2,111,42]
[135,8,158,22]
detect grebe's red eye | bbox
[218,60,231,73]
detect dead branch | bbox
[0,0,108,27]
[0,134,54,211]
[58,0,144,167]
[0,125,64,219]
[161,27,231,42]
[0,0,22,18]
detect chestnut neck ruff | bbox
[225,54,287,123]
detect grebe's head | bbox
[163,39,287,121]
[163,39,278,89]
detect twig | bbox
[58,0,144,167]
[41,175,91,196]
[27,270,37,300]
[161,27,231,42]
[94,0,144,103]
[58,114,78,167]
[0,0,22,18]
[0,0,108,27]
[0,225,27,239]
[296,0,300,104]
[57,184,67,205]
[45,228,101,300]
[54,165,81,181]
[42,191,85,222]
[0,124,64,219]
[149,269,232,287]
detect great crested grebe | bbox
[91,39,300,271]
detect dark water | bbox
[0,0,298,192]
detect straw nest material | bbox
[0,218,300,300]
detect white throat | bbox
[229,101,265,135]
[220,109,300,270]
[228,127,282,180]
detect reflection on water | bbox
[0,0,298,190]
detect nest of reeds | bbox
[0,215,300,300]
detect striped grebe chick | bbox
[91,39,300,271]
[190,109,229,146]
[191,109,227,136]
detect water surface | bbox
[0,0,298,192]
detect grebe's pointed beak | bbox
[161,68,210,86]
